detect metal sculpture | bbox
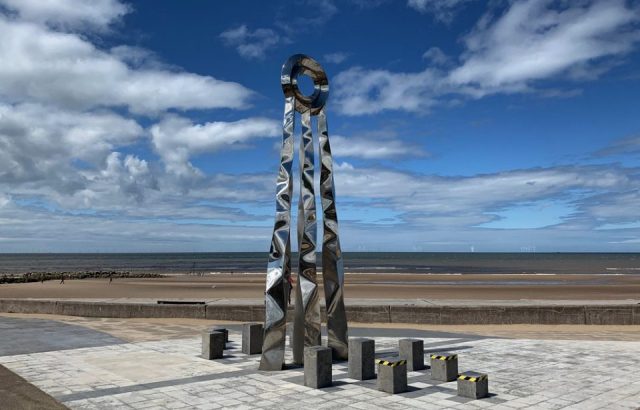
[259,54,348,371]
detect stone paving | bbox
[0,316,125,356]
[1,325,640,409]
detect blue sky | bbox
[0,0,639,252]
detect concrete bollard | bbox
[210,326,229,343]
[375,357,408,394]
[242,323,263,355]
[430,352,458,382]
[399,338,425,371]
[457,371,489,399]
[348,338,375,380]
[304,346,333,388]
[202,330,225,359]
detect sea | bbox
[0,252,639,275]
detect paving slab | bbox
[0,364,68,410]
[0,316,125,356]
[1,316,640,409]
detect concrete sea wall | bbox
[1,299,638,325]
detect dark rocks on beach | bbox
[0,271,162,284]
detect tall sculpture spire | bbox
[259,54,348,371]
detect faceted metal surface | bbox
[261,54,348,370]
[292,109,321,365]
[258,95,295,371]
[318,108,349,360]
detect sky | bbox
[0,0,639,253]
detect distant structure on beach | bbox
[520,246,537,253]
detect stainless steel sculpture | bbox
[259,54,348,371]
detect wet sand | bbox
[1,273,639,300]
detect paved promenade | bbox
[1,315,639,409]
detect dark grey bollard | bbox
[430,352,458,382]
[242,323,263,355]
[202,330,225,359]
[304,346,332,388]
[376,357,408,394]
[348,338,375,380]
[457,372,489,399]
[210,326,229,343]
[399,338,425,371]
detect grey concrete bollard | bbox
[430,352,458,382]
[202,330,225,359]
[457,371,489,399]
[304,346,333,388]
[376,357,408,394]
[210,326,229,343]
[348,338,375,380]
[242,323,263,355]
[399,338,425,371]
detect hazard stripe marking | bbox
[375,359,407,367]
[457,373,488,382]
[430,354,458,361]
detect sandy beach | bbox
[1,272,639,301]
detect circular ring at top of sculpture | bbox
[281,54,329,115]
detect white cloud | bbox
[0,0,637,252]
[108,45,169,70]
[422,47,450,65]
[333,66,444,115]
[3,158,639,251]
[581,191,640,222]
[80,152,158,206]
[0,2,280,242]
[0,202,272,252]
[0,103,142,187]
[0,107,275,217]
[407,0,473,23]
[594,135,640,157]
[220,25,280,60]
[150,115,280,176]
[336,0,640,116]
[449,0,640,90]
[331,135,426,159]
[0,0,129,30]
[334,162,633,227]
[0,17,253,114]
[324,52,349,64]
[0,193,10,207]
